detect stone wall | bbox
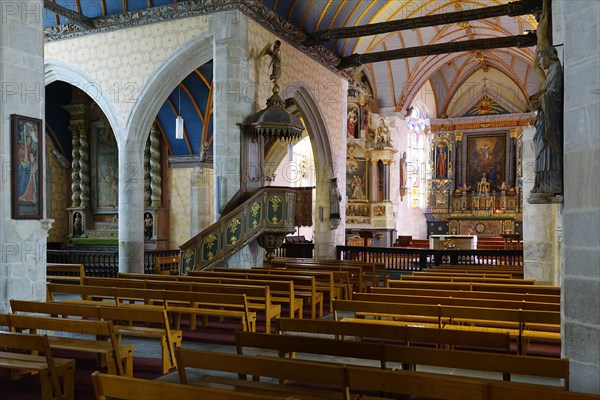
[556,0,600,393]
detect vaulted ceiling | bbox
[43,0,540,157]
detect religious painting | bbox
[346,159,368,202]
[346,103,359,138]
[466,133,506,191]
[11,114,43,219]
[434,144,449,179]
[360,103,369,138]
[92,121,119,211]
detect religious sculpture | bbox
[477,176,490,194]
[144,213,154,240]
[257,40,282,86]
[530,46,563,196]
[329,178,342,220]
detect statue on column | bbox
[257,40,282,86]
[330,178,342,220]
[530,46,563,196]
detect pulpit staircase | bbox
[179,186,299,273]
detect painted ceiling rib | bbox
[350,0,395,55]
[201,85,214,145]
[45,123,65,156]
[303,0,541,46]
[299,0,314,30]
[75,0,81,13]
[43,0,94,29]
[193,69,211,89]
[341,1,377,56]
[286,0,297,21]
[333,0,362,52]
[181,84,204,124]
[327,0,347,29]
[101,0,107,16]
[314,0,332,31]
[122,0,127,13]
[156,120,174,156]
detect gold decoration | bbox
[228,218,241,245]
[251,203,261,228]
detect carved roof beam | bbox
[303,0,541,46]
[44,0,94,30]
[338,33,537,69]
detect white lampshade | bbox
[175,115,184,139]
[287,142,294,161]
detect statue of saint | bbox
[530,46,563,195]
[144,213,154,240]
[330,178,342,220]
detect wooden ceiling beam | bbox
[44,0,94,30]
[304,0,541,46]
[337,33,537,69]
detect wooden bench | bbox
[276,317,511,353]
[188,270,323,319]
[155,255,181,275]
[10,299,183,374]
[413,271,515,279]
[332,299,560,354]
[47,283,257,333]
[387,279,560,295]
[2,313,133,377]
[0,330,75,400]
[91,371,286,400]
[175,347,352,400]
[46,263,85,284]
[397,275,536,285]
[275,258,389,287]
[235,331,569,387]
[370,286,560,304]
[346,364,597,400]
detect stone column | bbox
[149,125,162,207]
[190,166,214,236]
[144,134,151,207]
[0,0,48,313]
[118,142,145,273]
[211,12,251,220]
[522,127,561,285]
[78,126,91,208]
[70,126,81,207]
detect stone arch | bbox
[283,82,341,258]
[44,59,121,134]
[126,34,214,148]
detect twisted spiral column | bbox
[78,127,91,208]
[150,126,162,207]
[144,131,152,207]
[70,127,81,207]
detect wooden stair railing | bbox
[179,186,299,272]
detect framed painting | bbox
[91,121,119,211]
[346,158,368,202]
[466,132,506,190]
[11,114,43,219]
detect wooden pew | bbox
[187,270,323,319]
[0,330,75,400]
[11,298,181,374]
[276,317,511,353]
[46,263,85,284]
[412,271,515,279]
[1,313,133,377]
[352,292,560,312]
[91,371,286,400]
[80,276,280,334]
[235,331,569,387]
[397,275,536,285]
[117,272,178,281]
[370,286,560,304]
[331,299,560,354]
[155,255,181,275]
[46,283,257,333]
[346,365,598,400]
[387,279,560,295]
[175,347,352,400]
